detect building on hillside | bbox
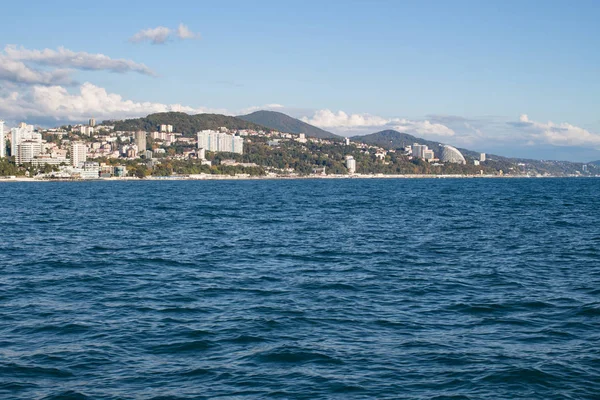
[480,153,486,162]
[344,137,350,146]
[423,149,435,161]
[197,130,243,154]
[345,155,356,174]
[79,126,94,136]
[11,123,41,158]
[71,142,87,167]
[296,133,307,144]
[135,131,147,153]
[89,118,96,127]
[440,145,466,164]
[160,124,173,133]
[0,120,5,158]
[412,143,425,158]
[31,155,69,167]
[411,143,436,161]
[16,140,43,165]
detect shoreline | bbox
[0,174,594,182]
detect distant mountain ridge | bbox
[109,112,268,136]
[238,110,342,140]
[351,130,481,159]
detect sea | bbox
[0,178,599,399]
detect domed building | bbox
[440,145,466,164]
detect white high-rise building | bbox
[412,143,425,158]
[197,130,243,154]
[480,153,486,162]
[16,141,43,165]
[71,142,87,167]
[11,123,42,164]
[11,123,40,157]
[0,120,5,158]
[345,156,356,174]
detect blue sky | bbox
[1,0,599,161]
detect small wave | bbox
[0,363,73,378]
[41,391,89,400]
[249,347,343,365]
[149,340,214,354]
[475,366,557,386]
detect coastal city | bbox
[0,112,595,180]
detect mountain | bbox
[351,130,481,159]
[238,110,341,140]
[589,160,600,166]
[109,112,268,136]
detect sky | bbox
[0,0,599,161]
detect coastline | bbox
[0,173,592,182]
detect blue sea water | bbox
[0,178,599,399]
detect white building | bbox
[440,145,466,164]
[80,162,100,179]
[89,118,96,127]
[0,120,5,158]
[423,149,435,161]
[160,124,173,133]
[197,130,243,154]
[79,126,94,136]
[344,137,350,146]
[480,153,486,162]
[71,142,87,167]
[11,123,41,158]
[346,156,356,174]
[16,140,43,165]
[151,131,166,140]
[296,133,307,144]
[412,143,425,158]
[31,155,69,167]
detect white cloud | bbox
[0,56,74,85]
[130,24,200,44]
[302,109,455,137]
[514,114,600,147]
[129,26,172,44]
[302,109,389,128]
[391,119,455,137]
[177,24,200,40]
[3,45,155,76]
[0,82,227,121]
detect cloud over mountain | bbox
[0,82,226,121]
[301,109,455,137]
[511,114,600,148]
